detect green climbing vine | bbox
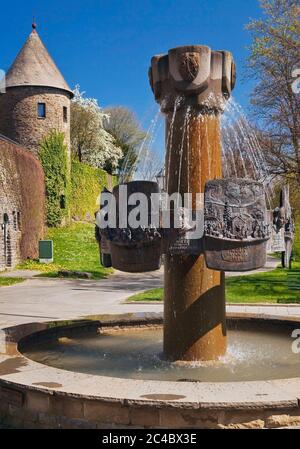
[39,130,70,227]
[70,161,117,221]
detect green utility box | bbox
[39,240,53,264]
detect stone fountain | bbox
[1,46,299,430]
[99,45,271,362]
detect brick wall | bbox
[0,86,71,158]
[0,136,45,271]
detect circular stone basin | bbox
[21,321,300,382]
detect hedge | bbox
[70,161,117,222]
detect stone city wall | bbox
[0,135,45,271]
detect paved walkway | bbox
[0,269,41,279]
[0,257,298,329]
[0,270,163,327]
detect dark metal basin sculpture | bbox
[204,179,270,271]
[267,185,295,268]
[99,178,271,273]
[280,185,294,268]
[95,188,112,268]
[102,181,162,273]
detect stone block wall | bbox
[0,191,21,270]
[0,135,45,271]
[1,384,300,429]
[0,86,71,158]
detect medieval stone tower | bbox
[0,24,73,157]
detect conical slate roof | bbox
[6,29,73,95]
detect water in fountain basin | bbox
[23,325,300,382]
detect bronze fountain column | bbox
[149,46,236,361]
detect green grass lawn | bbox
[226,265,300,303]
[18,223,112,279]
[127,263,300,304]
[0,277,24,287]
[127,288,164,303]
[128,229,300,304]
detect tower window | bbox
[38,102,46,118]
[17,212,21,231]
[63,106,68,123]
[12,211,17,230]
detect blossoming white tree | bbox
[71,86,122,172]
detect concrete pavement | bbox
[0,256,299,329]
[0,270,163,327]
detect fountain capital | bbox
[149,45,236,113]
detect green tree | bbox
[246,0,300,184]
[39,130,69,227]
[103,106,147,178]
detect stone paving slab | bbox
[269,378,300,401]
[0,270,41,279]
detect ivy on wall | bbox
[39,130,69,227]
[0,136,45,260]
[70,161,117,222]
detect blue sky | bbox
[2,0,263,150]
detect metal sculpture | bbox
[102,181,162,272]
[204,179,270,271]
[95,44,285,362]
